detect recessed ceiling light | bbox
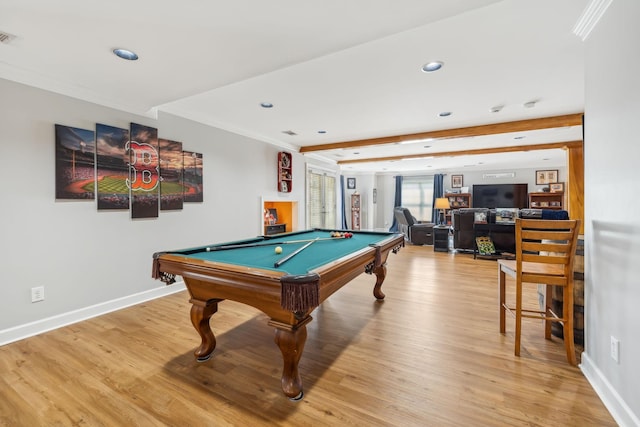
[423,145,431,149]
[514,136,525,140]
[524,100,537,108]
[491,105,504,113]
[260,102,274,108]
[317,130,327,134]
[353,152,360,155]
[438,111,452,117]
[113,48,138,61]
[421,61,444,73]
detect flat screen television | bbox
[472,183,528,209]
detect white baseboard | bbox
[0,281,186,347]
[581,352,640,427]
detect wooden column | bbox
[566,144,584,234]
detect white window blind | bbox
[401,175,435,222]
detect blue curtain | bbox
[340,175,348,229]
[389,175,403,232]
[432,174,444,224]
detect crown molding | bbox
[573,0,613,41]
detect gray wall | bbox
[580,0,640,425]
[0,78,308,336]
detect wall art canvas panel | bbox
[128,123,159,218]
[55,124,96,200]
[183,151,203,203]
[96,124,130,210]
[159,138,184,211]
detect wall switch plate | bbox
[31,286,44,303]
[610,336,620,363]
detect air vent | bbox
[483,172,515,179]
[0,31,16,44]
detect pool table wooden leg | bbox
[271,317,312,400]
[189,298,219,361]
[372,263,387,300]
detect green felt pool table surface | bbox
[181,229,394,276]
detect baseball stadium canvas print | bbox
[159,138,184,211]
[55,124,95,200]
[183,151,203,203]
[96,123,130,210]
[129,123,159,219]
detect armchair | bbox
[393,207,435,245]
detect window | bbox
[401,175,435,222]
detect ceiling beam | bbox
[336,140,583,165]
[300,113,583,153]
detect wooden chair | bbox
[498,218,581,365]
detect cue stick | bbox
[274,237,319,268]
[205,236,344,252]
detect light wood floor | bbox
[0,245,616,426]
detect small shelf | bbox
[433,225,450,252]
[444,193,472,225]
[351,193,361,230]
[265,223,287,235]
[278,152,292,193]
[529,192,564,210]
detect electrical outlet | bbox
[31,286,44,303]
[610,336,620,363]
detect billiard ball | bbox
[275,246,283,254]
[206,247,211,252]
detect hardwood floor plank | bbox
[0,245,616,426]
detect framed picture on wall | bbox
[549,182,565,193]
[347,177,356,189]
[535,169,558,185]
[451,174,463,188]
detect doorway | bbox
[307,166,337,229]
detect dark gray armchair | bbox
[393,207,435,245]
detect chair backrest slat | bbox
[521,253,568,265]
[521,229,574,241]
[521,273,567,285]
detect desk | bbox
[152,229,404,400]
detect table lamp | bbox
[434,197,451,225]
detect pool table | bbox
[152,228,404,400]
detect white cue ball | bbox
[206,247,211,252]
[275,246,283,254]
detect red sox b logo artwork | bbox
[126,140,159,191]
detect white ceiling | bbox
[0,0,588,173]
